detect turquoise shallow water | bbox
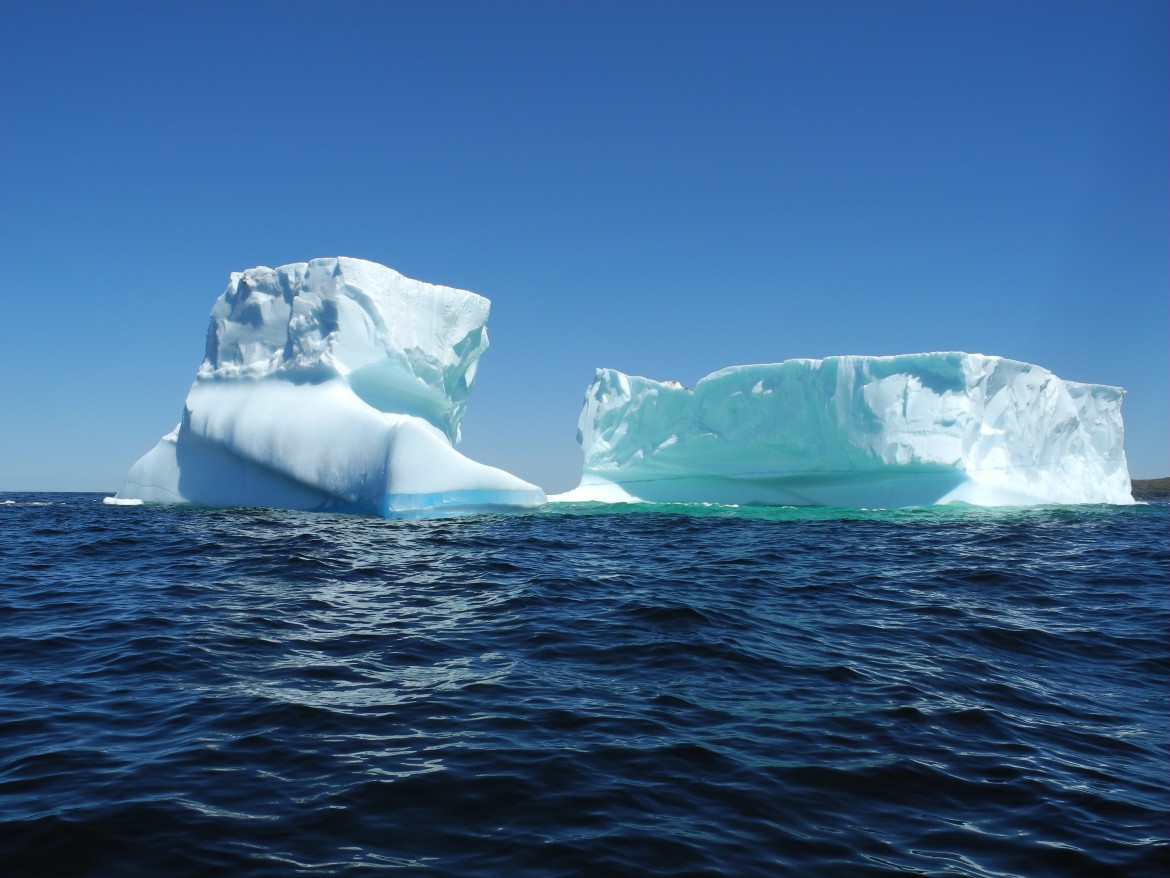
[1,493,1167,876]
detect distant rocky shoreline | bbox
[1131,478,1170,500]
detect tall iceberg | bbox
[115,257,546,516]
[555,354,1133,507]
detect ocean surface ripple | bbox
[1,494,1167,877]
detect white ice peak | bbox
[201,257,490,443]
[555,353,1133,507]
[115,257,545,516]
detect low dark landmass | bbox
[1131,477,1170,500]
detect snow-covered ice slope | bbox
[116,257,545,516]
[554,354,1132,507]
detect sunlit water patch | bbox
[1,493,1166,876]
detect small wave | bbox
[0,493,1164,877]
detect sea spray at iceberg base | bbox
[554,353,1133,507]
[114,257,545,516]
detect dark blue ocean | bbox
[1,493,1166,877]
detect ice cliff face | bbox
[555,353,1133,507]
[115,257,545,516]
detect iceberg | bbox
[554,354,1133,507]
[115,257,546,516]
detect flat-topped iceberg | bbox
[554,353,1133,507]
[115,257,545,516]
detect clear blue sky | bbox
[1,0,1166,492]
